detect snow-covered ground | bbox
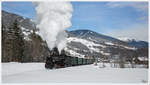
[2,62,148,83]
[67,37,106,51]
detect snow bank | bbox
[2,63,148,83]
[2,62,44,76]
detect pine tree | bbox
[4,24,16,62]
[2,24,8,62]
[29,29,43,61]
[12,20,24,62]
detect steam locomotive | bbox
[45,47,94,69]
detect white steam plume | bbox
[34,1,73,53]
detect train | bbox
[45,47,94,69]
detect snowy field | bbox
[2,62,148,83]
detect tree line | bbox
[2,20,50,62]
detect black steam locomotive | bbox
[45,47,94,69]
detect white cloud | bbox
[105,2,148,42]
[106,24,148,42]
[107,2,148,22]
[107,2,148,12]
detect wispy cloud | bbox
[105,2,148,41]
[107,2,148,12]
[106,23,148,42]
[107,2,148,22]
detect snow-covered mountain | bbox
[2,10,148,61]
[128,40,148,49]
[70,30,124,44]
[118,37,148,49]
[65,30,137,58]
[118,37,133,42]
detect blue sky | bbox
[2,1,148,41]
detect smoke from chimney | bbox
[34,1,73,53]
